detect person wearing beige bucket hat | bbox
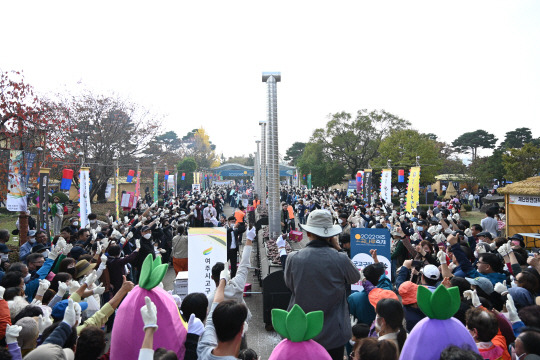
[284,210,361,360]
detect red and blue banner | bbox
[61,169,74,190]
[398,169,405,183]
[126,169,135,183]
[181,172,185,180]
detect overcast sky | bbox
[2,1,539,160]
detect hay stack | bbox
[498,176,540,196]
[444,181,458,199]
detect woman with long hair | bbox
[375,298,407,353]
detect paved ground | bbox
[162,204,292,359]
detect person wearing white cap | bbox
[420,264,440,292]
[284,209,361,360]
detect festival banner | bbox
[38,168,50,239]
[188,227,227,295]
[405,167,421,213]
[79,167,92,228]
[509,195,540,207]
[181,172,185,181]
[167,175,175,195]
[347,180,356,197]
[153,171,159,202]
[61,169,74,190]
[135,170,141,198]
[121,193,131,208]
[115,167,120,220]
[363,169,372,203]
[380,169,392,205]
[398,169,405,183]
[24,152,36,188]
[7,150,27,212]
[307,173,312,189]
[356,171,364,194]
[174,172,178,197]
[350,227,392,291]
[126,170,135,183]
[164,170,169,194]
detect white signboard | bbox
[79,168,92,228]
[188,227,227,295]
[509,195,540,207]
[192,184,201,192]
[120,193,131,207]
[105,184,113,199]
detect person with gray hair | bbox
[15,316,39,357]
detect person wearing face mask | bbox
[373,298,407,354]
[58,257,77,277]
[512,328,540,360]
[19,230,38,263]
[68,217,80,237]
[106,243,140,295]
[133,226,156,284]
[203,203,217,227]
[87,213,109,230]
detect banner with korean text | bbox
[135,170,141,198]
[405,167,421,213]
[79,167,92,228]
[7,150,27,212]
[380,169,392,204]
[363,169,372,203]
[350,228,392,291]
[115,167,120,220]
[509,195,540,207]
[188,227,227,295]
[153,171,159,202]
[356,171,364,194]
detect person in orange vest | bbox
[287,203,296,231]
[253,195,261,210]
[281,202,296,233]
[233,205,246,245]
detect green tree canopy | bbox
[451,130,497,161]
[372,129,443,185]
[177,157,198,189]
[469,149,505,186]
[297,142,346,187]
[502,143,540,182]
[223,154,255,166]
[284,142,306,166]
[311,109,410,178]
[499,127,533,150]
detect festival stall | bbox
[498,176,540,247]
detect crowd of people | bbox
[0,183,538,360]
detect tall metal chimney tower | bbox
[259,120,267,210]
[262,72,281,240]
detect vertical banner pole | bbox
[153,163,158,203]
[364,169,373,203]
[79,167,92,228]
[39,168,51,240]
[115,159,119,221]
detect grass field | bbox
[461,210,485,226]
